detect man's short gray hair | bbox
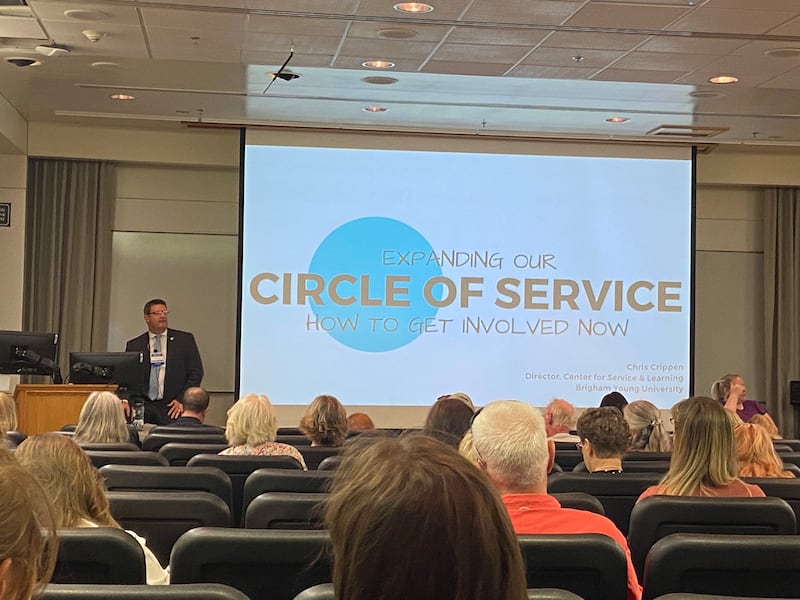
[471,400,549,490]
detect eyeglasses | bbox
[148,310,169,316]
[469,407,485,464]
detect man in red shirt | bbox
[470,400,642,600]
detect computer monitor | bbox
[69,351,145,400]
[0,330,61,382]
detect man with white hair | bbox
[470,400,641,600]
[543,398,580,442]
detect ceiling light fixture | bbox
[363,106,388,113]
[605,116,629,123]
[708,74,739,84]
[36,45,70,57]
[82,30,106,43]
[362,60,395,69]
[377,28,417,40]
[4,57,41,68]
[362,76,399,85]
[64,9,109,20]
[393,2,434,13]
[110,93,135,100]
[764,47,800,58]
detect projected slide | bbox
[241,144,692,408]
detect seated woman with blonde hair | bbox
[221,394,307,468]
[749,413,782,440]
[73,391,139,447]
[638,396,765,501]
[15,433,168,584]
[0,391,19,448]
[624,400,671,452]
[735,423,795,479]
[0,459,57,600]
[299,394,347,447]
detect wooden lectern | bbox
[14,384,118,436]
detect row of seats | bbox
[52,526,800,600]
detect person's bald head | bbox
[181,387,210,418]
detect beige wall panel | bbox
[0,95,26,154]
[696,219,763,253]
[696,185,762,221]
[114,197,238,234]
[117,165,238,203]
[28,123,240,167]
[698,147,800,186]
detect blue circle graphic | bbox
[308,217,442,352]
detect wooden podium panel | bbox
[14,384,118,435]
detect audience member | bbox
[221,394,307,468]
[735,423,795,479]
[325,434,528,600]
[0,392,18,447]
[346,412,375,434]
[437,392,475,410]
[624,400,671,452]
[638,396,765,500]
[749,413,782,439]
[711,373,779,433]
[169,386,221,429]
[600,391,628,413]
[0,460,57,600]
[299,394,347,447]
[15,434,168,584]
[543,398,580,442]
[72,391,139,447]
[576,407,629,473]
[469,400,641,600]
[423,396,474,448]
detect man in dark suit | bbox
[125,298,204,425]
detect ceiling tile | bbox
[245,32,342,55]
[509,64,599,79]
[244,51,334,69]
[432,43,530,64]
[565,4,691,30]
[246,14,347,36]
[542,31,650,51]
[43,21,149,57]
[422,60,511,76]
[523,47,627,69]
[140,8,246,32]
[28,1,139,24]
[244,0,359,11]
[592,68,689,84]
[338,37,438,60]
[703,0,800,11]
[764,15,800,36]
[356,0,472,20]
[347,21,448,42]
[636,36,746,55]
[0,15,48,38]
[758,67,800,90]
[463,0,583,25]
[147,27,244,62]
[611,51,721,71]
[667,7,797,34]
[446,26,549,47]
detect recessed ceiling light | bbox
[393,2,434,13]
[377,28,417,40]
[363,106,388,113]
[110,93,135,100]
[4,56,41,68]
[688,90,723,99]
[361,76,399,85]
[764,47,800,58]
[605,116,629,123]
[64,9,109,20]
[362,60,395,69]
[708,75,739,84]
[91,61,120,70]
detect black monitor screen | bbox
[69,352,144,399]
[0,330,60,379]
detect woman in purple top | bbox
[711,373,778,431]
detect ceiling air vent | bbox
[646,124,727,138]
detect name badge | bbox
[150,351,165,366]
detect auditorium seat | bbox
[743,477,800,524]
[142,431,228,452]
[5,430,27,446]
[100,464,234,513]
[85,450,168,469]
[148,424,225,435]
[553,445,583,471]
[158,442,229,466]
[518,533,627,600]
[775,439,800,451]
[278,427,304,435]
[107,490,232,565]
[628,496,796,580]
[39,583,251,600]
[54,527,146,585]
[242,469,333,515]
[245,492,327,529]
[550,492,605,515]
[297,447,340,470]
[642,533,800,600]
[572,461,671,473]
[547,471,661,535]
[186,454,304,525]
[317,456,341,471]
[622,452,672,462]
[775,451,800,468]
[77,442,140,452]
[275,434,312,446]
[170,528,331,600]
[291,584,584,600]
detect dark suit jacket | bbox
[125,328,204,404]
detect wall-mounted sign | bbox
[0,203,9,227]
